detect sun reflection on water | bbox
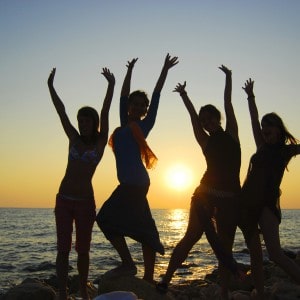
[168,208,188,235]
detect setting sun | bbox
[165,164,193,190]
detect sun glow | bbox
[166,164,193,190]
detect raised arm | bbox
[47,68,77,140]
[219,65,238,142]
[173,81,208,149]
[121,58,138,98]
[99,68,115,140]
[153,53,178,94]
[119,58,138,125]
[242,78,264,148]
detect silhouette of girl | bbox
[96,54,178,284]
[239,78,300,298]
[48,67,115,300]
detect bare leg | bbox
[162,206,204,285]
[142,244,156,283]
[56,251,69,300]
[215,202,237,300]
[77,252,90,300]
[244,230,265,299]
[109,236,135,267]
[260,207,300,284]
[102,236,137,279]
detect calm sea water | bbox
[0,208,299,295]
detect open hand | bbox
[101,67,115,84]
[126,58,138,70]
[173,81,186,94]
[164,53,179,70]
[242,78,255,98]
[219,65,232,76]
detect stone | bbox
[97,276,175,300]
[269,281,300,299]
[2,278,56,300]
[93,291,139,299]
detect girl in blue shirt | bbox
[97,54,178,283]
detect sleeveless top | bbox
[200,129,241,193]
[241,143,296,222]
[69,144,101,165]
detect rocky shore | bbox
[1,252,300,300]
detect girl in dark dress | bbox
[158,65,241,299]
[239,78,300,299]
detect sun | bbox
[165,164,193,190]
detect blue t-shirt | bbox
[112,92,160,186]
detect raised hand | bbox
[153,53,178,94]
[48,68,56,86]
[243,78,255,98]
[121,58,138,97]
[101,67,115,84]
[173,81,187,94]
[219,65,232,76]
[163,53,179,70]
[126,58,138,70]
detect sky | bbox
[0,0,299,209]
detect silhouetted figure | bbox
[48,67,115,300]
[239,78,300,299]
[96,54,178,283]
[158,65,241,299]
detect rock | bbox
[269,281,300,299]
[93,291,139,299]
[204,264,253,292]
[97,276,175,300]
[2,255,300,300]
[2,278,56,300]
[231,290,251,300]
[165,280,227,300]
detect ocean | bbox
[0,208,299,295]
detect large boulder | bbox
[2,278,56,300]
[97,276,174,300]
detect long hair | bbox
[262,113,297,145]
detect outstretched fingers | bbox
[126,58,138,69]
[164,53,179,69]
[173,81,186,94]
[219,64,231,75]
[242,78,255,97]
[101,68,115,83]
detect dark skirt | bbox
[96,184,164,255]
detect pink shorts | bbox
[55,194,96,253]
